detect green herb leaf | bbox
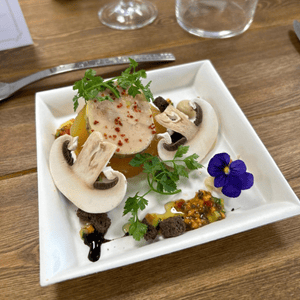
[128,217,147,241]
[123,193,148,241]
[184,154,203,170]
[72,59,153,111]
[174,145,189,158]
[174,164,189,178]
[73,94,80,111]
[137,195,148,211]
[129,153,152,167]
[143,156,161,174]
[128,57,138,69]
[159,173,178,192]
[123,194,140,216]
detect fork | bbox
[0,53,175,102]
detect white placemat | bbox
[0,0,33,51]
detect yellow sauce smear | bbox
[145,190,226,230]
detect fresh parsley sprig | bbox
[129,145,203,195]
[123,146,203,241]
[72,58,154,111]
[123,192,149,241]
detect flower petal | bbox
[222,182,242,198]
[208,153,230,177]
[214,174,228,188]
[222,175,242,197]
[229,160,246,176]
[240,172,254,190]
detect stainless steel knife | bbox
[0,53,175,101]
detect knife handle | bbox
[50,53,176,74]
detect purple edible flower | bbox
[207,153,254,198]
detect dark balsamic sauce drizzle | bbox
[83,232,128,262]
[83,230,110,262]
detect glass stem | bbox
[119,0,136,8]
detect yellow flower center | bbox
[224,166,230,174]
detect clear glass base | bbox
[176,17,254,39]
[175,0,258,39]
[98,0,158,30]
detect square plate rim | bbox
[35,59,300,286]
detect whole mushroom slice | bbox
[49,131,127,213]
[155,98,219,162]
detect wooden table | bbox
[1,0,300,298]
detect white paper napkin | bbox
[0,0,33,51]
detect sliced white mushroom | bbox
[49,131,127,213]
[176,100,196,119]
[155,98,219,162]
[155,105,199,141]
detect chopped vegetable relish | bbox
[55,119,74,138]
[174,190,225,230]
[142,190,226,240]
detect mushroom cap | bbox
[156,98,219,162]
[49,132,127,213]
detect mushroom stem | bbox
[73,132,117,188]
[155,105,198,141]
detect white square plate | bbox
[36,60,300,286]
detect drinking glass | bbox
[98,0,158,30]
[176,0,259,39]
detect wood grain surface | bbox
[1,0,300,299]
